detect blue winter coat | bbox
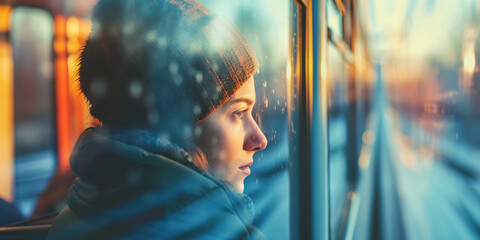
[47,127,265,239]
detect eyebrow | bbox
[227,97,254,106]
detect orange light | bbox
[78,18,92,43]
[54,17,67,55]
[56,55,71,173]
[66,16,79,38]
[68,53,88,139]
[68,16,92,141]
[67,38,80,54]
[66,16,95,162]
[0,4,13,202]
[54,38,67,55]
[0,40,14,201]
[55,15,72,173]
[0,5,11,32]
[54,15,66,37]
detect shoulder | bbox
[52,127,257,239]
[61,156,253,239]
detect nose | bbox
[243,118,268,152]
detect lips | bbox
[239,162,253,175]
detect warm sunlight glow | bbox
[0,41,13,202]
[464,50,476,74]
[0,5,11,32]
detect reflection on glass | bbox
[11,7,55,217]
[199,1,290,239]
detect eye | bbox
[233,109,248,120]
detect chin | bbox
[232,182,244,193]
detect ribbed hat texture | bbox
[79,0,258,128]
[170,0,258,123]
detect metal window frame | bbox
[288,0,329,239]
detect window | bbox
[11,6,55,217]
[199,1,291,239]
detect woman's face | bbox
[196,77,267,193]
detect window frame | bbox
[288,0,329,239]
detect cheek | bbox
[212,125,242,164]
[205,120,245,169]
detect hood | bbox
[67,128,258,234]
[68,127,220,217]
[69,127,193,187]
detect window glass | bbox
[11,6,55,217]
[287,1,304,238]
[328,0,344,39]
[379,3,480,239]
[328,41,352,238]
[199,1,290,239]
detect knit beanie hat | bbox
[79,0,258,133]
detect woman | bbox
[47,0,267,239]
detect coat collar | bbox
[69,127,257,226]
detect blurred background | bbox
[365,0,480,239]
[0,0,479,239]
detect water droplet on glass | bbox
[123,24,134,35]
[183,125,192,139]
[158,36,168,48]
[169,61,179,75]
[146,30,156,43]
[129,81,143,98]
[174,75,183,85]
[195,72,203,83]
[212,91,219,100]
[193,105,201,115]
[212,63,219,72]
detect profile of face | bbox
[196,77,268,193]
